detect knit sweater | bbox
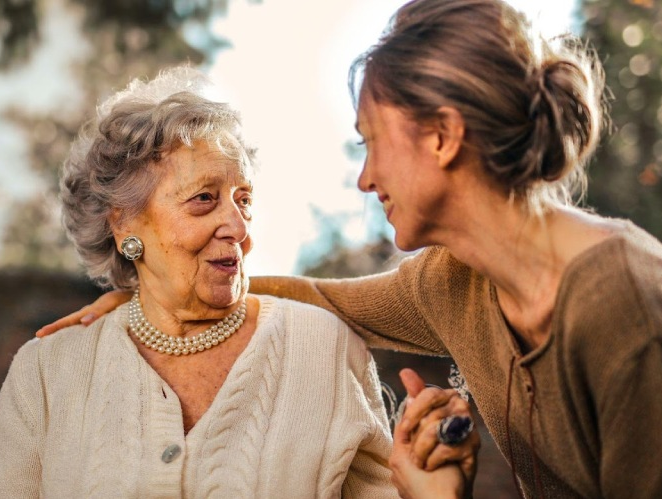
[0,295,398,499]
[249,222,662,498]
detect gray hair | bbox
[60,66,256,290]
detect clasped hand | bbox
[390,369,480,499]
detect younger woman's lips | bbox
[383,202,393,220]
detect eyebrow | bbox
[176,174,254,196]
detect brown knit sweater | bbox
[250,222,662,498]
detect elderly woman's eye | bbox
[193,193,214,202]
[238,194,253,207]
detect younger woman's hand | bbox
[35,290,132,337]
[390,417,465,499]
[396,369,480,495]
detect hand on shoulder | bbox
[35,290,132,337]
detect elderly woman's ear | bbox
[108,209,126,250]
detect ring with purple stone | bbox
[436,415,474,446]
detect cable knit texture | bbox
[249,221,662,499]
[0,295,398,499]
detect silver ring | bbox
[436,415,474,446]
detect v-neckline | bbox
[488,227,629,365]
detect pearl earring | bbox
[121,236,144,261]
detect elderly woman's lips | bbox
[208,258,239,272]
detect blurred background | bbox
[0,0,660,496]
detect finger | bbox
[400,387,458,433]
[413,397,472,441]
[390,420,413,479]
[35,308,94,337]
[423,429,481,472]
[399,368,426,398]
[35,290,131,337]
[426,432,480,480]
[425,430,480,470]
[459,452,478,487]
[415,407,447,436]
[409,400,473,467]
[393,418,413,446]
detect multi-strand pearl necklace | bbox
[128,290,246,356]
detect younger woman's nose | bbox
[357,163,376,193]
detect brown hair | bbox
[350,0,606,207]
[61,67,256,290]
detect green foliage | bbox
[581,0,662,238]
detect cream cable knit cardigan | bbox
[0,295,398,498]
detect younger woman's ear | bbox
[435,106,465,169]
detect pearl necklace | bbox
[128,291,246,356]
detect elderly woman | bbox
[0,67,416,498]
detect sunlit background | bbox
[1,0,660,279]
[1,0,582,277]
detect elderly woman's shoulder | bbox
[264,294,348,324]
[259,296,375,384]
[39,318,106,348]
[259,295,368,346]
[15,316,108,372]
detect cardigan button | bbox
[161,444,182,463]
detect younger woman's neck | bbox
[437,196,572,347]
[440,197,620,347]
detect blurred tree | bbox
[0,0,256,272]
[0,0,39,68]
[581,0,662,238]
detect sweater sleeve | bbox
[560,234,662,498]
[0,339,44,498]
[341,337,399,499]
[249,249,447,355]
[597,339,662,498]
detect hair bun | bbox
[524,54,603,184]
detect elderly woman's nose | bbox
[213,203,250,241]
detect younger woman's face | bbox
[356,93,449,251]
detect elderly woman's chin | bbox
[195,265,249,309]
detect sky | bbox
[0,0,578,276]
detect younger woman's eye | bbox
[356,139,366,146]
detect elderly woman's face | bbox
[121,140,253,315]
